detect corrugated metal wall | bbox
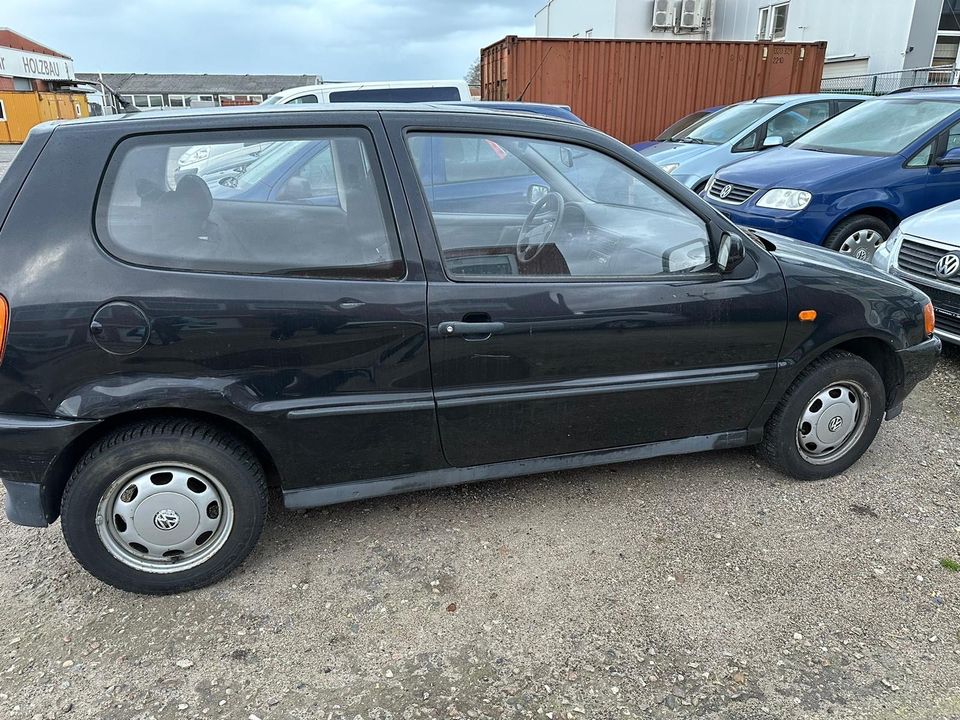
[0,92,89,143]
[481,37,828,144]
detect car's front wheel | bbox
[823,214,891,263]
[61,420,267,594]
[758,351,885,480]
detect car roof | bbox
[44,101,584,132]
[749,93,873,104]
[877,87,960,101]
[269,80,468,99]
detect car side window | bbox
[766,101,831,144]
[907,141,935,168]
[407,132,712,280]
[96,130,403,279]
[288,94,319,104]
[946,121,960,152]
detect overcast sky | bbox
[5,0,541,80]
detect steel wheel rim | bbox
[796,380,870,465]
[95,463,234,574]
[839,229,883,262]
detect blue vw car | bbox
[638,94,867,193]
[703,89,960,262]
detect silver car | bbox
[638,94,869,193]
[874,200,960,345]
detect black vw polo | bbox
[0,104,940,593]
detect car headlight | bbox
[178,146,210,167]
[872,226,903,273]
[756,188,812,211]
[660,163,680,175]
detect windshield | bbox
[793,99,960,156]
[680,102,779,144]
[655,110,712,141]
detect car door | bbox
[385,113,788,467]
[922,117,960,208]
[94,115,441,491]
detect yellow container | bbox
[0,91,89,144]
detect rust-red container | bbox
[481,36,828,144]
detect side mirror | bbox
[762,135,784,148]
[717,233,745,273]
[936,147,960,166]
[527,184,550,204]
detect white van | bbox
[176,80,473,178]
[261,79,471,105]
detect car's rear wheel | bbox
[61,420,267,594]
[823,214,891,263]
[758,351,885,480]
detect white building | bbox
[534,0,956,78]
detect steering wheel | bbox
[517,191,565,264]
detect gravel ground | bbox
[0,143,959,719]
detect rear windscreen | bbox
[328,86,462,103]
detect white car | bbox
[873,199,960,345]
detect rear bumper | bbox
[0,414,98,527]
[886,336,941,418]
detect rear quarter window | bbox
[95,129,404,280]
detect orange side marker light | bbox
[924,302,935,337]
[798,310,817,322]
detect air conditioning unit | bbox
[679,0,706,29]
[652,0,676,29]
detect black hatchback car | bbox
[0,105,941,594]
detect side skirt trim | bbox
[283,429,756,509]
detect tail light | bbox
[924,302,935,337]
[0,294,7,362]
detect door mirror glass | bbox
[762,135,784,148]
[527,183,550,204]
[936,147,960,166]
[717,233,745,273]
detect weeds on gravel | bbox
[939,558,960,572]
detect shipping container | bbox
[481,36,828,145]
[0,91,89,144]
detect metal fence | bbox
[820,66,959,95]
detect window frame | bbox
[94,126,407,281]
[0,99,5,122]
[770,2,790,41]
[757,6,771,40]
[402,128,728,285]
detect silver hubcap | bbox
[96,463,234,573]
[796,381,870,465]
[839,229,884,262]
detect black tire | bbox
[758,351,885,481]
[823,214,891,262]
[61,420,267,594]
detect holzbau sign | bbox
[0,46,74,81]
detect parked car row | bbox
[641,88,960,348]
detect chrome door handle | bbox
[438,321,505,337]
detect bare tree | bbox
[464,58,481,86]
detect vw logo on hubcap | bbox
[153,509,181,531]
[718,184,733,199]
[935,252,960,279]
[828,416,844,433]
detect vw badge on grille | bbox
[935,252,960,279]
[718,184,733,199]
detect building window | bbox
[941,0,960,32]
[0,100,6,122]
[123,94,164,109]
[757,7,770,39]
[168,94,215,108]
[12,77,32,91]
[758,3,789,41]
[217,94,263,105]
